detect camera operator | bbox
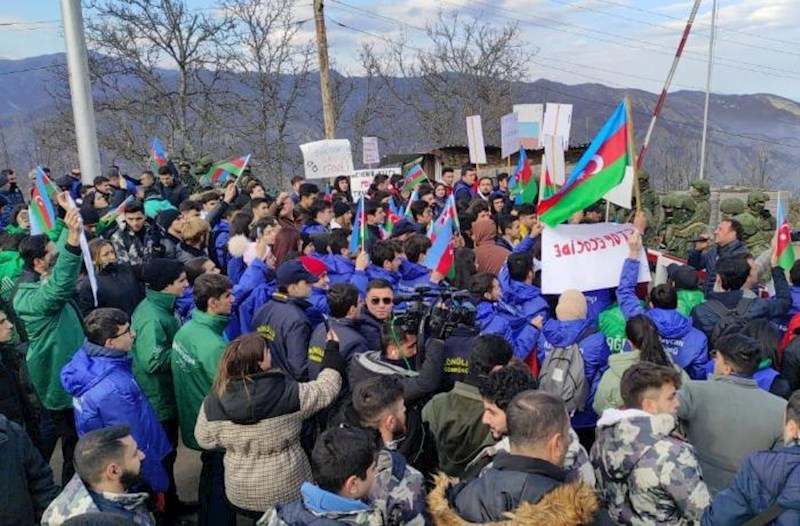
[360,279,394,350]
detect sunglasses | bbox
[369,297,393,305]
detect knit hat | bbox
[298,255,328,276]
[333,200,351,218]
[80,207,100,226]
[556,289,588,321]
[667,263,699,290]
[156,209,181,231]
[140,259,185,291]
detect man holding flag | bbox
[14,197,85,486]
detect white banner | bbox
[500,113,519,159]
[542,103,573,151]
[604,166,635,209]
[514,103,543,149]
[541,222,650,294]
[299,139,354,179]
[362,137,380,165]
[351,167,401,201]
[543,133,567,185]
[466,115,487,164]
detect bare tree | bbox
[647,128,700,192]
[741,144,772,189]
[372,11,534,149]
[82,0,232,163]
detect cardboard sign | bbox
[362,137,380,166]
[501,113,519,159]
[543,133,567,185]
[542,103,573,151]
[541,222,650,294]
[514,104,543,149]
[351,168,401,201]
[604,166,635,209]
[466,115,487,164]
[299,139,354,179]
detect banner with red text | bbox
[541,222,650,294]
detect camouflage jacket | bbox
[371,448,426,525]
[41,474,154,526]
[591,409,710,525]
[665,221,709,260]
[690,199,711,226]
[260,482,386,526]
[465,430,596,487]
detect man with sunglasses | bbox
[360,279,395,351]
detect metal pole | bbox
[60,0,101,185]
[698,0,718,181]
[313,0,336,139]
[636,0,702,170]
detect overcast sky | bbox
[2,0,799,100]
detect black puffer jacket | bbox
[78,263,144,317]
[358,307,385,351]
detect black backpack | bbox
[707,297,754,347]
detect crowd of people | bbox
[0,161,799,526]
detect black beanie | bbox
[140,258,184,291]
[156,209,181,231]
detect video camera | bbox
[393,285,478,355]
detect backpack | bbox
[707,297,753,347]
[538,327,595,414]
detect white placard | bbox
[299,139,354,179]
[514,104,544,149]
[362,137,380,166]
[542,103,573,151]
[541,222,650,294]
[604,166,635,209]
[350,167,401,201]
[500,113,519,159]
[543,133,567,185]
[466,115,487,164]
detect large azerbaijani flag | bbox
[777,198,796,272]
[204,155,250,184]
[29,167,59,235]
[149,137,168,172]
[538,101,629,227]
[349,196,367,254]
[423,215,455,278]
[510,147,537,205]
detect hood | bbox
[61,342,130,397]
[648,308,692,339]
[541,318,595,347]
[475,301,496,324]
[472,220,497,247]
[301,482,369,514]
[367,264,399,286]
[227,234,250,258]
[213,370,300,424]
[400,259,430,281]
[607,350,640,375]
[594,409,678,482]
[321,254,354,275]
[504,280,544,304]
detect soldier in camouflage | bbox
[657,193,679,249]
[664,195,709,259]
[718,197,745,221]
[750,191,777,251]
[592,363,710,526]
[689,180,711,224]
[42,426,155,526]
[735,198,769,255]
[637,170,660,217]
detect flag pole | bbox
[625,96,641,214]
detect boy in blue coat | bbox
[352,240,403,296]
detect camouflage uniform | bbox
[370,449,426,525]
[718,197,745,221]
[657,194,679,249]
[591,409,711,525]
[638,171,660,218]
[750,192,776,251]
[689,180,711,225]
[664,196,708,259]
[735,206,768,255]
[41,474,154,526]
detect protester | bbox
[688,219,748,296]
[592,363,710,524]
[472,218,509,275]
[110,200,164,265]
[360,278,394,350]
[42,425,155,526]
[353,239,402,294]
[195,332,344,517]
[79,239,144,317]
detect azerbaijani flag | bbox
[511,148,537,205]
[204,155,250,184]
[538,100,629,227]
[383,206,402,237]
[538,154,557,203]
[101,195,135,222]
[777,198,796,272]
[149,137,168,172]
[349,196,367,254]
[30,168,58,235]
[323,182,333,203]
[404,189,419,219]
[423,215,455,278]
[401,164,428,193]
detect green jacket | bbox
[131,288,181,422]
[4,223,27,236]
[0,250,24,302]
[13,246,84,410]
[598,303,628,354]
[170,309,229,450]
[676,289,704,318]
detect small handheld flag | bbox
[423,215,455,278]
[150,137,168,172]
[511,148,536,205]
[777,198,796,272]
[401,164,428,193]
[29,168,59,235]
[349,196,367,254]
[101,195,135,223]
[404,189,419,219]
[203,155,251,185]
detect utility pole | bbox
[60,0,101,185]
[698,0,719,181]
[313,0,336,139]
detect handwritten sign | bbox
[351,168,401,201]
[501,113,519,159]
[541,222,650,294]
[466,115,487,164]
[299,139,354,179]
[362,137,380,166]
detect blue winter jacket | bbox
[398,260,437,294]
[0,187,24,229]
[321,254,355,286]
[536,317,610,429]
[703,445,800,526]
[306,287,330,329]
[274,482,375,525]
[176,287,194,323]
[211,220,230,273]
[618,258,709,380]
[499,274,550,322]
[453,181,473,204]
[301,222,329,236]
[352,265,400,296]
[585,288,613,322]
[475,300,539,361]
[60,341,172,491]
[227,255,246,285]
[772,286,800,337]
